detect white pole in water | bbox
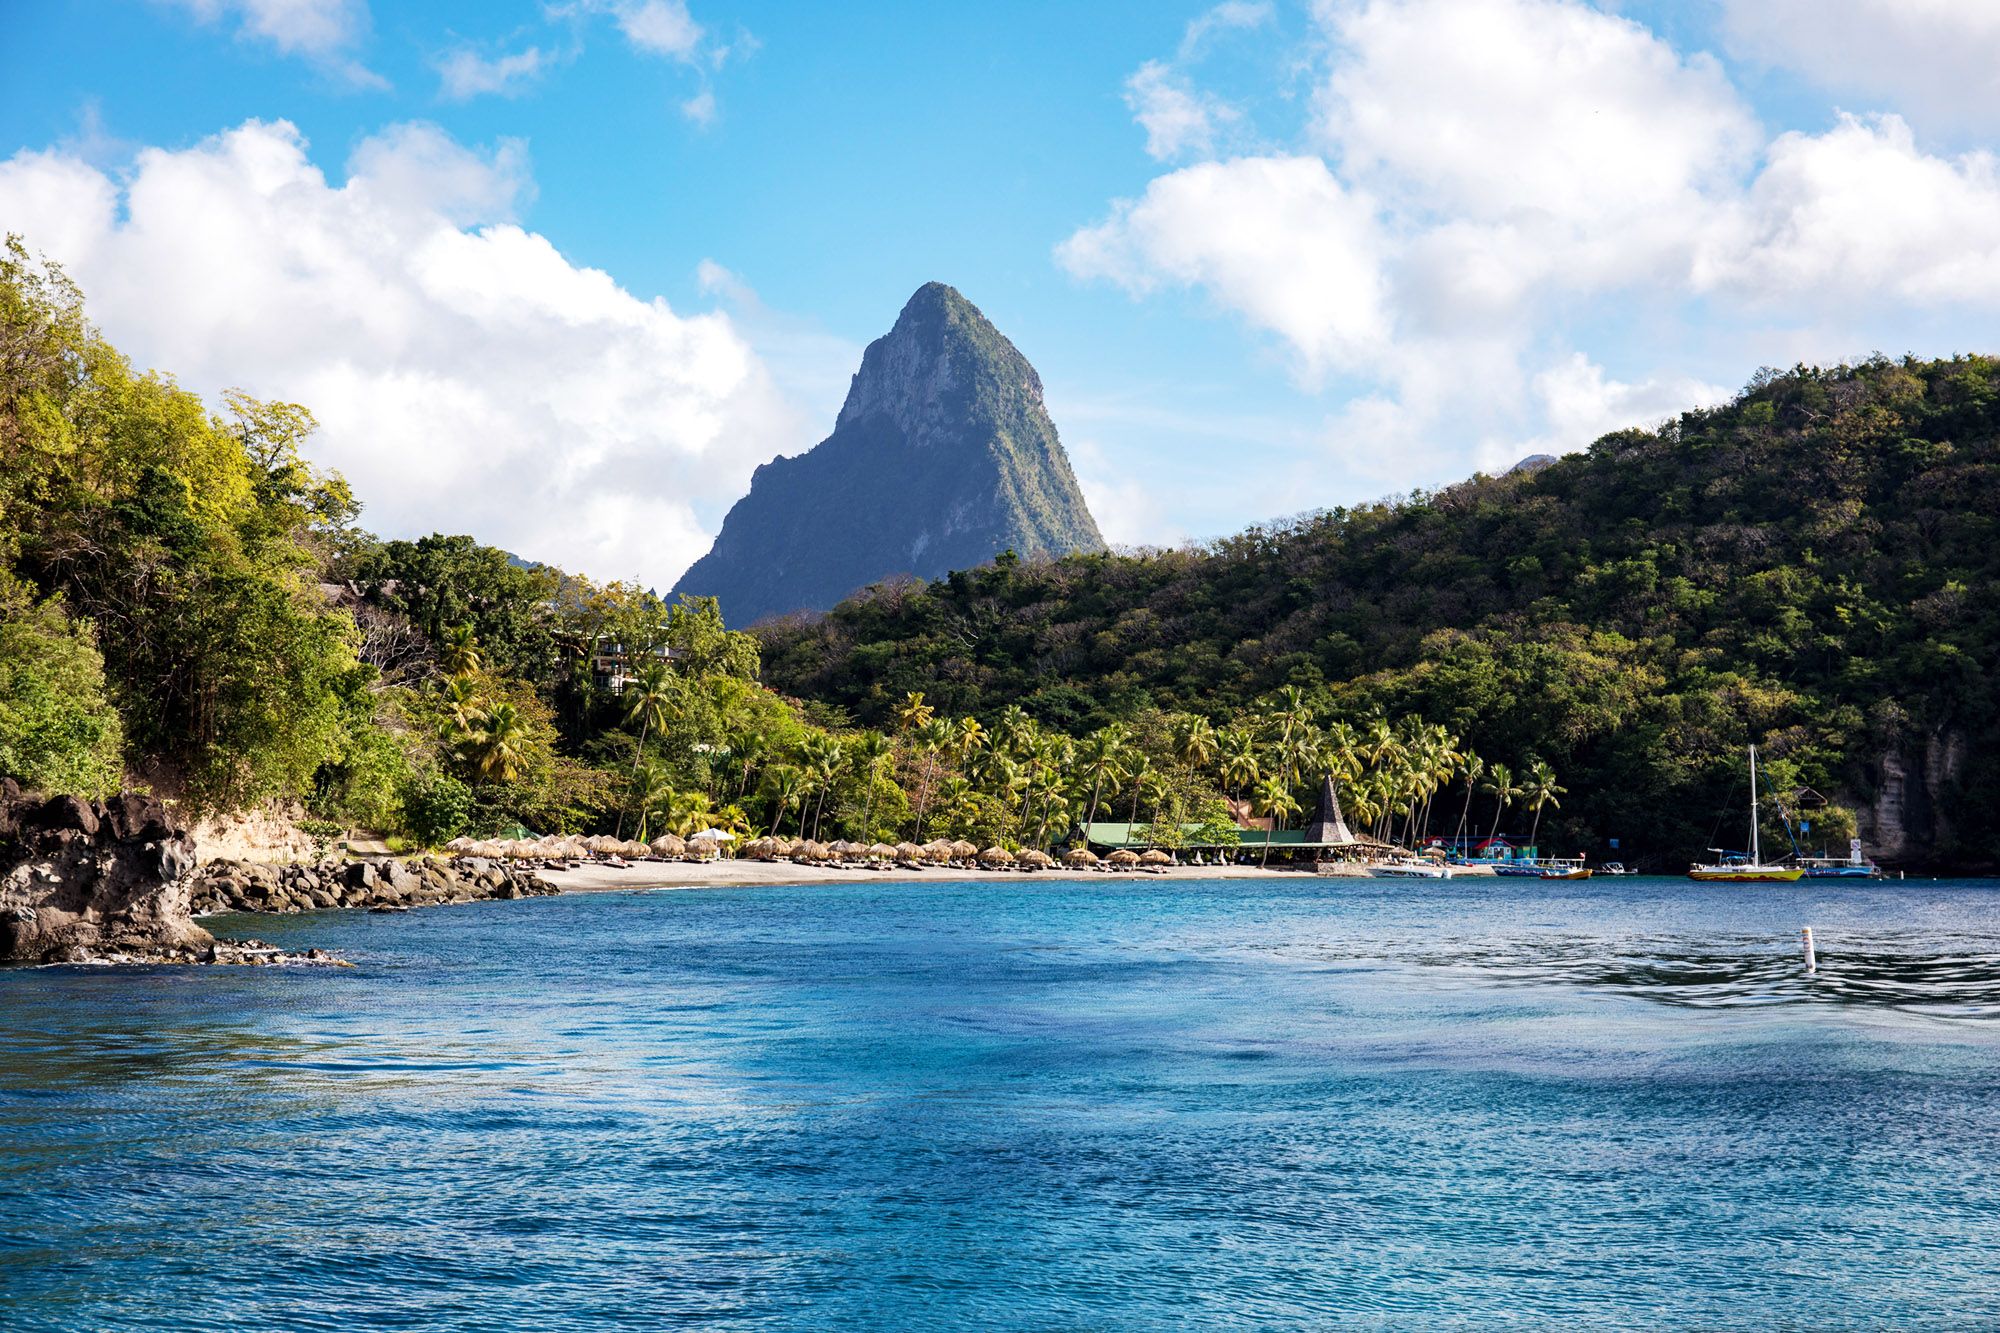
[1801,926,1817,974]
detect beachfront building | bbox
[1080,776,1392,863]
[1424,834,1541,864]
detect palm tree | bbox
[1523,760,1566,849]
[1252,774,1300,867]
[1171,715,1218,794]
[853,730,894,842]
[911,717,955,840]
[464,701,531,783]
[955,716,986,774]
[1217,727,1260,799]
[628,759,672,842]
[762,764,808,839]
[441,674,484,735]
[1124,752,1156,828]
[1077,724,1129,826]
[800,734,846,841]
[1480,762,1523,843]
[616,661,676,836]
[729,729,770,800]
[1453,753,1485,849]
[896,691,935,733]
[439,623,483,676]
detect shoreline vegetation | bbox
[3,237,1994,890]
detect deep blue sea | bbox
[6,875,2000,1329]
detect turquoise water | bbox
[5,875,2000,1328]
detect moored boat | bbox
[1367,862,1454,879]
[1688,745,1804,882]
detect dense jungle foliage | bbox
[6,239,1991,865]
[758,356,2000,867]
[11,242,1450,857]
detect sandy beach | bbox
[541,860,1342,893]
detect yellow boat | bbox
[1688,744,1803,883]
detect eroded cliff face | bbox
[671,282,1105,627]
[1857,729,1971,867]
[0,780,213,963]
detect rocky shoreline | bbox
[3,779,558,966]
[192,856,558,916]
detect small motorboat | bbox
[1367,862,1454,879]
[1599,862,1638,876]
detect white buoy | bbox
[1801,926,1817,975]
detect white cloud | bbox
[1512,354,1728,467]
[164,0,385,86]
[436,46,550,101]
[1067,0,2000,502]
[680,89,717,126]
[1180,0,1274,57]
[561,0,704,60]
[0,120,801,589]
[1059,155,1389,378]
[1698,114,2000,308]
[1124,61,1238,161]
[1720,0,2000,134]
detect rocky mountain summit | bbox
[673,282,1106,626]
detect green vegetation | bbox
[759,357,2000,867]
[6,235,1991,867]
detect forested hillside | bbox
[759,357,2000,868]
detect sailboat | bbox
[1688,745,1804,882]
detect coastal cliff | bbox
[0,779,212,963]
[672,282,1106,626]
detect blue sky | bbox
[5,1,1999,587]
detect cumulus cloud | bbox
[1065,0,2000,490]
[0,120,801,588]
[1059,156,1389,377]
[1124,61,1238,161]
[1720,0,2000,135]
[680,89,717,126]
[163,0,385,86]
[436,46,551,101]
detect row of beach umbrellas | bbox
[444,831,1179,872]
[444,830,736,862]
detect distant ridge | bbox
[672,283,1105,626]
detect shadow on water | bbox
[1420,935,2000,1017]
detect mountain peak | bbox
[673,284,1104,626]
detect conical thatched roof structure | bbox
[977,846,1015,865]
[1062,847,1100,866]
[922,839,954,862]
[894,842,924,862]
[1106,848,1141,867]
[446,837,475,853]
[866,842,897,860]
[1018,848,1054,869]
[650,834,686,858]
[1139,849,1173,866]
[949,840,979,861]
[1301,774,1357,845]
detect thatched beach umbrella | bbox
[949,840,980,864]
[866,842,898,861]
[446,837,475,854]
[650,834,686,859]
[922,840,954,863]
[1062,847,1100,868]
[1018,848,1054,871]
[1106,849,1141,870]
[977,846,1016,868]
[1139,849,1173,867]
[894,842,925,864]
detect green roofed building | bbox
[1080,777,1391,856]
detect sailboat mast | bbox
[1749,744,1761,865]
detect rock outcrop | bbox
[672,282,1106,626]
[191,856,556,914]
[1,779,213,963]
